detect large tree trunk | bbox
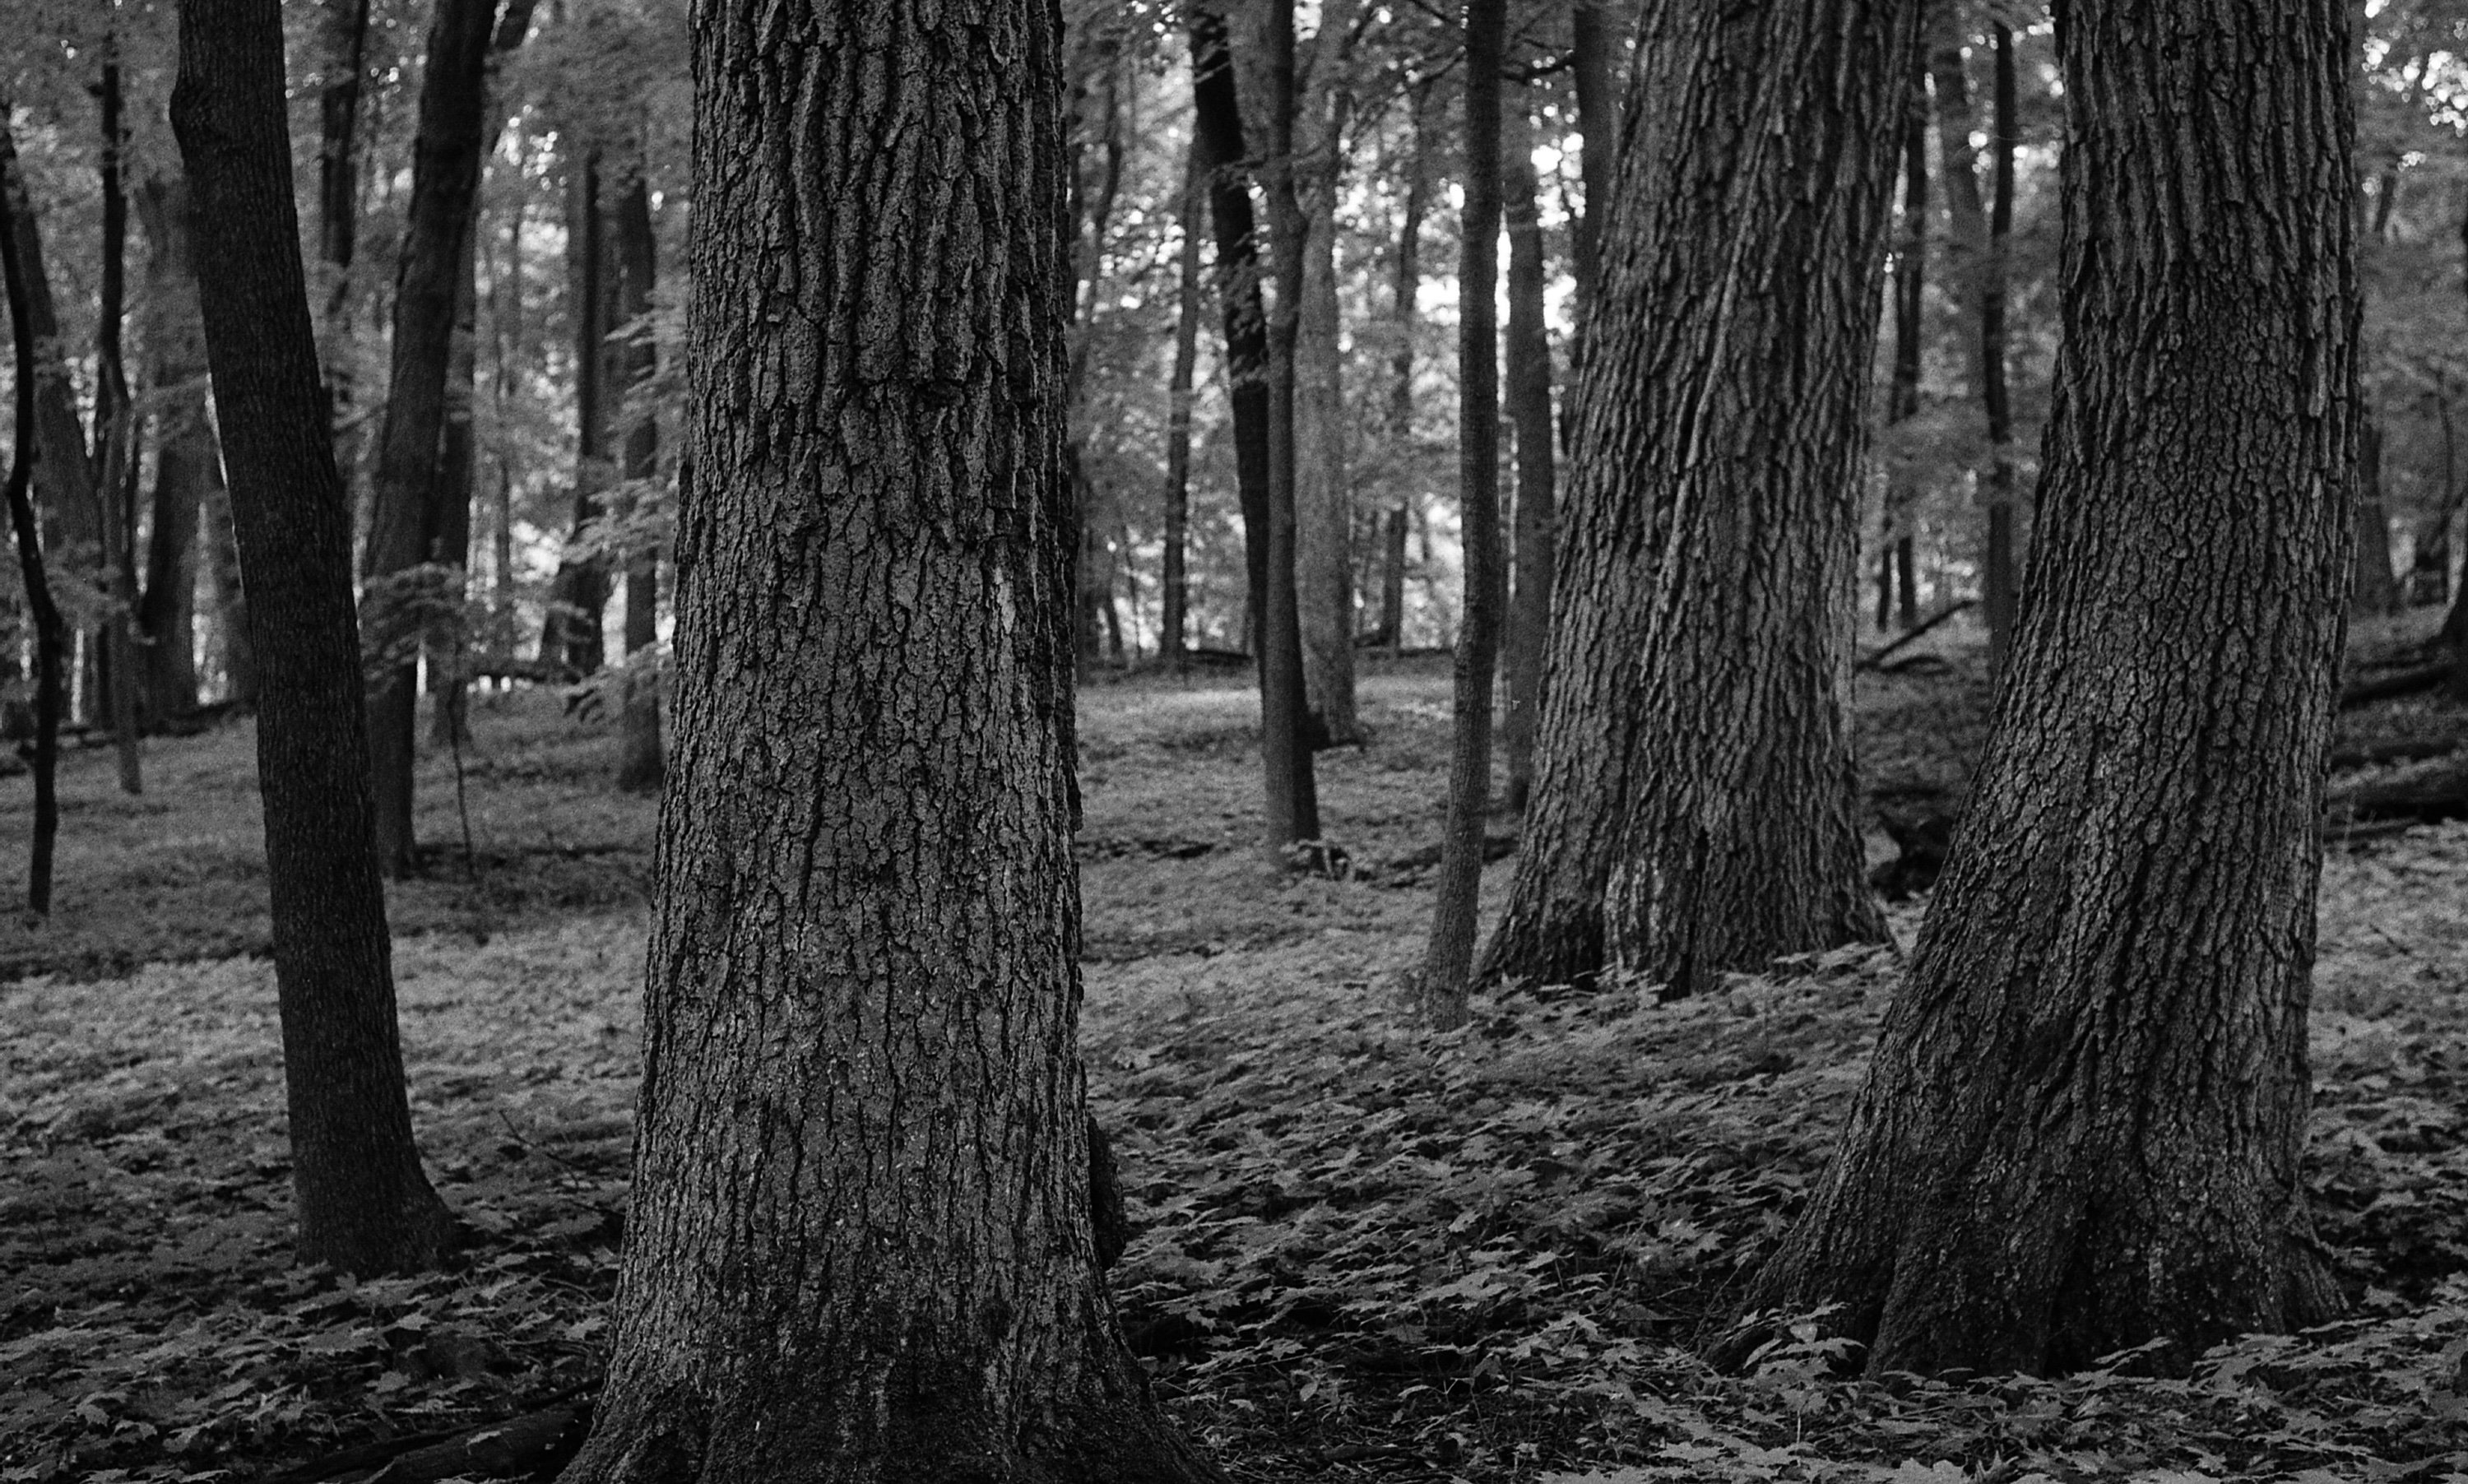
[137,172,211,726]
[1741,0,2354,1376]
[1161,141,1205,669]
[611,171,663,793]
[1418,0,1507,1030]
[1294,0,1360,744]
[361,0,500,878]
[1480,0,1908,995]
[540,152,612,677]
[555,2,1218,1477]
[172,0,455,1275]
[1501,101,1556,817]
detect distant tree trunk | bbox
[428,217,479,746]
[315,0,370,327]
[137,172,211,725]
[1068,59,1126,672]
[361,0,499,878]
[1294,0,1361,743]
[202,480,254,700]
[1983,21,2020,672]
[1420,0,1507,1029]
[554,2,1219,1475]
[1742,0,2354,1376]
[1371,80,1431,654]
[540,151,611,677]
[1882,39,1928,637]
[1481,0,1909,995]
[93,46,145,795]
[612,171,663,793]
[1567,3,1617,312]
[173,0,455,1275]
[1161,141,1204,670]
[1501,102,1556,817]
[2354,416,2401,615]
[0,116,65,915]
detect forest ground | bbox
[5,633,2468,1483]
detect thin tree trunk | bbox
[172,0,455,1274]
[556,0,1220,1472]
[1161,141,1204,670]
[1567,3,1617,311]
[1742,0,2354,1375]
[1420,0,1508,1028]
[1294,0,1361,743]
[540,151,611,677]
[1501,101,1556,816]
[429,216,479,746]
[1480,0,1909,995]
[1983,21,2020,672]
[202,478,253,701]
[2354,415,2401,615]
[1261,0,1323,844]
[93,44,143,794]
[1373,80,1431,654]
[612,170,662,793]
[0,115,65,915]
[1883,39,1928,638]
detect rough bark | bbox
[1479,0,1908,995]
[137,173,211,724]
[611,171,662,794]
[554,1,1218,1476]
[1501,102,1556,817]
[362,0,500,878]
[1294,0,1360,743]
[172,0,455,1274]
[1161,141,1204,668]
[1741,0,2354,1376]
[1419,0,1507,1030]
[0,116,64,914]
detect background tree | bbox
[1500,96,1555,816]
[1742,0,2356,1375]
[173,0,455,1274]
[0,106,63,915]
[557,0,1220,1474]
[1481,0,1913,995]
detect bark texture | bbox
[1742,0,2355,1376]
[172,0,453,1274]
[557,3,1216,1478]
[1481,0,1908,993]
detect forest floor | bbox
[6,628,2468,1482]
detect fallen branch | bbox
[1855,599,1976,673]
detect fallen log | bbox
[1855,599,1976,674]
[266,1400,587,1484]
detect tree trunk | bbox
[0,112,66,915]
[1568,4,1616,309]
[554,2,1218,1476]
[172,0,455,1275]
[612,171,662,794]
[1161,141,1204,670]
[202,477,254,701]
[1371,80,1431,655]
[92,47,145,795]
[1883,39,1928,638]
[1189,7,1271,663]
[137,171,211,725]
[2354,416,2401,616]
[1501,102,1556,817]
[315,0,371,339]
[540,152,612,677]
[428,213,480,747]
[1294,0,1360,744]
[361,0,500,878]
[1741,0,2354,1376]
[1262,0,1322,839]
[1480,0,1908,995]
[1983,21,2020,672]
[1419,0,1507,1029]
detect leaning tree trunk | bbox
[172,0,455,1275]
[1741,0,2354,1376]
[556,2,1219,1477]
[1480,0,1909,995]
[362,0,500,878]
